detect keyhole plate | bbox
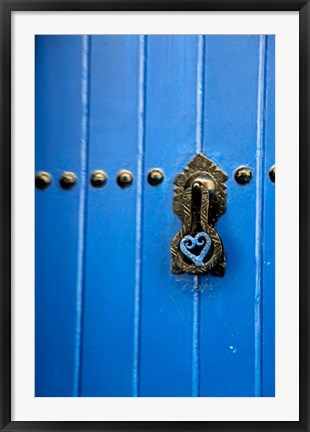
[170,153,228,276]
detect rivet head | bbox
[148,168,164,186]
[60,171,77,189]
[35,171,52,190]
[269,165,275,183]
[90,170,107,188]
[234,166,253,185]
[117,170,133,188]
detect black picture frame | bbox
[1,1,308,431]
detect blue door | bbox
[35,35,275,397]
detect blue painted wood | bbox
[79,36,140,396]
[199,35,264,396]
[35,35,88,396]
[262,36,275,396]
[139,36,200,396]
[35,35,275,397]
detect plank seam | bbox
[73,35,91,397]
[132,35,147,397]
[254,34,268,397]
[192,34,205,398]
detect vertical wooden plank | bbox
[35,36,86,396]
[139,36,199,396]
[262,36,275,396]
[199,36,262,396]
[80,36,140,396]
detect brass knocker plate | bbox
[171,154,228,276]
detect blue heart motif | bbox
[180,232,212,267]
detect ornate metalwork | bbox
[180,232,212,267]
[170,153,228,275]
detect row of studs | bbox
[35,168,164,190]
[35,166,275,190]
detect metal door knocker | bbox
[170,154,228,276]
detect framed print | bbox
[1,0,309,431]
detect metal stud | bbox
[269,165,275,183]
[35,171,52,190]
[117,170,133,188]
[60,171,77,189]
[234,166,253,185]
[90,170,107,188]
[147,168,164,186]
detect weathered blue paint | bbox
[198,35,274,397]
[35,35,86,396]
[139,36,200,397]
[79,36,141,396]
[35,35,275,397]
